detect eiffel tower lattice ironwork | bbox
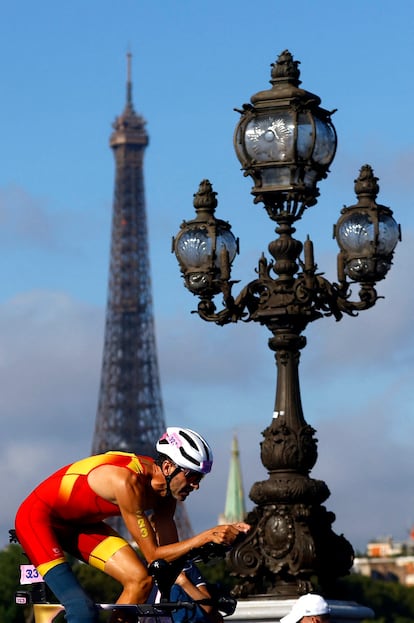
[92,54,192,539]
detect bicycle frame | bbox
[25,599,198,623]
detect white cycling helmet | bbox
[156,427,213,474]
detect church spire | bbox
[219,434,246,524]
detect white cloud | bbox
[314,404,414,552]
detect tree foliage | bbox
[0,544,28,623]
[335,574,414,623]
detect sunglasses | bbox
[181,468,204,485]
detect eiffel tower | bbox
[92,54,192,538]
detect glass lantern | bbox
[335,165,400,283]
[234,50,337,216]
[173,180,238,297]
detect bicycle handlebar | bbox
[97,601,196,614]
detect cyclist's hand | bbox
[206,522,250,547]
[233,521,250,534]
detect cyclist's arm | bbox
[114,473,250,563]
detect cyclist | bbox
[15,427,250,623]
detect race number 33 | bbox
[20,564,44,584]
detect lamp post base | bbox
[228,597,374,623]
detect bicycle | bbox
[9,529,237,623]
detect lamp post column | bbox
[227,217,353,597]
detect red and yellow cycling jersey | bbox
[15,452,154,575]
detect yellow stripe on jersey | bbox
[57,453,143,504]
[105,451,144,474]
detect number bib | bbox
[20,564,44,584]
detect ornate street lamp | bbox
[173,50,400,598]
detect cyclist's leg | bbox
[74,524,152,603]
[41,562,98,623]
[71,523,153,620]
[104,546,152,623]
[104,544,153,603]
[15,501,98,623]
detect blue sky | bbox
[1,0,414,555]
